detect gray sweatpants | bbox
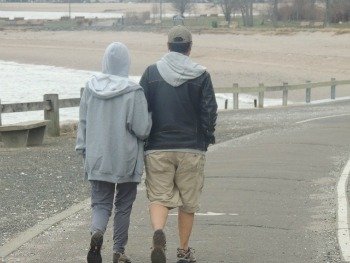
[90,180,137,253]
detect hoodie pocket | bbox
[86,155,113,175]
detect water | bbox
[0,11,213,20]
[0,60,282,125]
[0,10,123,20]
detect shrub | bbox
[276,1,324,22]
[330,1,350,23]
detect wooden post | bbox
[44,94,60,137]
[233,83,239,110]
[0,99,2,142]
[331,77,336,100]
[305,80,311,103]
[282,82,288,106]
[80,87,85,98]
[224,99,228,109]
[258,83,264,108]
[254,99,257,108]
[0,99,2,127]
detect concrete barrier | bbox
[0,120,49,148]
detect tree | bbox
[213,0,254,27]
[239,0,254,27]
[170,0,193,17]
[218,0,238,25]
[272,0,278,27]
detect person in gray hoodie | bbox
[76,42,151,263]
[140,26,217,263]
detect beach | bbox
[1,29,349,102]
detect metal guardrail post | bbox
[44,94,60,137]
[233,83,239,110]
[258,83,264,108]
[225,99,228,109]
[306,80,311,103]
[331,77,336,100]
[282,82,288,106]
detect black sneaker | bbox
[87,231,103,263]
[113,252,132,263]
[176,247,196,263]
[151,229,167,263]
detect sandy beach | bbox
[1,29,349,101]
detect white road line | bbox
[169,212,238,216]
[337,156,350,262]
[296,114,350,124]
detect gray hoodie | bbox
[156,51,206,87]
[76,42,152,184]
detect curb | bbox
[0,198,90,261]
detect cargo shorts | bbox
[144,151,205,213]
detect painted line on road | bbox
[169,212,238,216]
[337,156,350,262]
[296,114,350,124]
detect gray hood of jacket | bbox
[88,42,141,98]
[75,42,152,184]
[156,52,206,87]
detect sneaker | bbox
[151,229,167,263]
[176,247,196,263]
[113,252,132,263]
[87,231,104,263]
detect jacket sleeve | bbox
[130,89,152,140]
[139,67,151,111]
[75,86,88,157]
[200,73,218,148]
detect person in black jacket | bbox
[140,25,218,263]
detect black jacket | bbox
[140,64,218,151]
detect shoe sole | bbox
[90,231,104,249]
[151,230,166,263]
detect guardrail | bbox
[0,89,84,137]
[215,78,350,109]
[1,79,349,137]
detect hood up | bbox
[87,42,140,99]
[156,52,206,87]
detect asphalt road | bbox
[202,114,350,262]
[4,101,350,262]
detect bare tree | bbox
[212,0,253,27]
[240,0,254,27]
[272,0,278,27]
[324,0,331,26]
[170,0,193,17]
[218,0,237,25]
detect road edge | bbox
[0,198,90,261]
[337,156,350,262]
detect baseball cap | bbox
[168,25,192,43]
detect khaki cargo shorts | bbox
[144,151,206,213]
